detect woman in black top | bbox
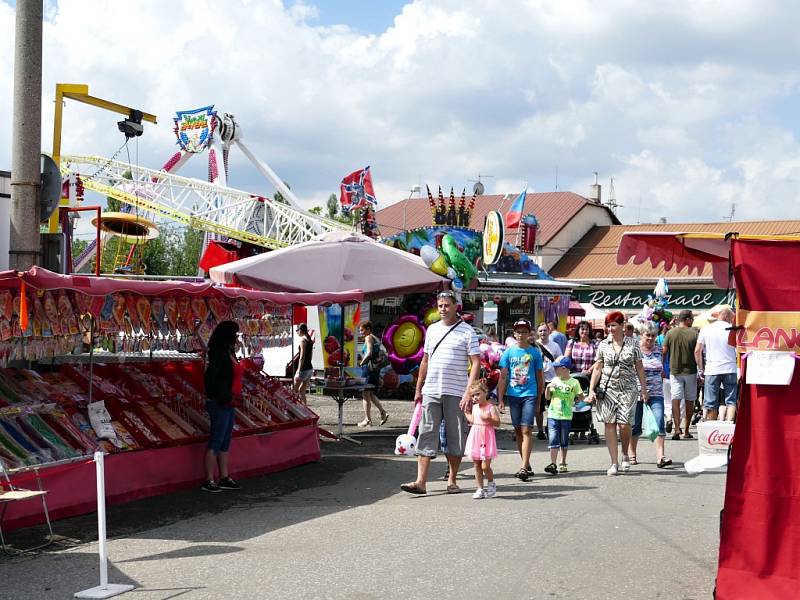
[293,323,314,404]
[202,320,243,492]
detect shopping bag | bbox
[642,402,659,442]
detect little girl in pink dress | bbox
[464,381,500,499]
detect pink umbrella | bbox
[209,230,450,299]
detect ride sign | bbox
[174,106,216,153]
[482,211,504,266]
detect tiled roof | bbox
[550,220,800,282]
[375,192,618,246]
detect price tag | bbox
[746,351,796,385]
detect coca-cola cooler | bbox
[684,420,735,474]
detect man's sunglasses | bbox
[437,291,456,299]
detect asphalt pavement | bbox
[0,396,725,600]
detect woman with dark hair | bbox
[357,321,389,427]
[588,311,649,476]
[564,320,597,376]
[293,323,314,405]
[202,320,243,492]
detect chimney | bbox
[589,171,601,204]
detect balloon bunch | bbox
[479,341,506,391]
[419,233,478,298]
[634,277,673,328]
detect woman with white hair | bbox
[630,320,672,468]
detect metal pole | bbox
[9,0,43,271]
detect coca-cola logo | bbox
[707,430,733,445]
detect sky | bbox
[2,0,800,236]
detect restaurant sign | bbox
[577,288,735,310]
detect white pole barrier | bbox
[74,452,135,599]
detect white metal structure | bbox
[60,155,344,249]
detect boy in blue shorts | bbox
[544,356,585,474]
[497,318,544,481]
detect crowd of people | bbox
[401,292,739,497]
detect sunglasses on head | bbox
[437,291,456,299]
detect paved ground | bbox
[0,397,725,600]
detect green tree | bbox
[326,193,339,220]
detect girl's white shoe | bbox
[607,464,619,476]
[472,488,486,499]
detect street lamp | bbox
[402,184,421,231]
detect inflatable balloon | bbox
[419,245,449,277]
[441,234,477,287]
[383,315,426,375]
[381,369,399,391]
[395,400,423,456]
[422,306,440,327]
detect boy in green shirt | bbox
[544,356,584,474]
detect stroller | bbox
[569,373,600,444]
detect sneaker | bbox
[537,430,546,440]
[357,419,372,428]
[485,481,497,498]
[379,412,390,425]
[544,463,558,475]
[201,480,221,493]
[472,488,486,499]
[558,464,568,473]
[606,464,618,476]
[218,477,241,490]
[621,458,631,472]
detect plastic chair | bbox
[0,460,54,555]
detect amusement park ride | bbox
[53,87,345,274]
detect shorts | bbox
[632,396,666,437]
[363,367,380,387]
[670,374,698,402]
[206,399,235,453]
[295,369,313,382]
[547,418,571,449]
[416,395,467,458]
[506,396,537,428]
[704,373,739,410]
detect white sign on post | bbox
[745,351,796,385]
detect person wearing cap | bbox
[401,290,481,495]
[588,311,649,476]
[497,318,544,481]
[662,309,699,439]
[544,356,584,474]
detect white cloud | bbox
[1,0,800,231]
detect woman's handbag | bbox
[595,341,624,400]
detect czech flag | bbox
[505,185,527,229]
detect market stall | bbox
[617,232,800,599]
[0,267,360,531]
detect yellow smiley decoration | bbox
[393,321,425,358]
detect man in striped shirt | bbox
[401,291,481,495]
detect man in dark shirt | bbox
[662,310,698,439]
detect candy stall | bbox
[0,267,323,531]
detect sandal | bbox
[446,484,462,494]
[516,468,530,482]
[657,458,673,468]
[671,433,681,441]
[682,433,694,440]
[400,482,426,495]
[629,456,638,465]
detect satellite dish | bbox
[40,154,62,222]
[473,181,485,196]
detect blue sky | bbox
[2,0,800,231]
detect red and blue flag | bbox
[340,166,377,211]
[505,185,527,229]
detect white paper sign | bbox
[746,351,796,385]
